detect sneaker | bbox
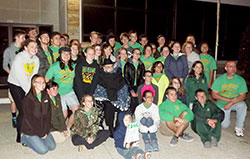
[151,141,159,151]
[132,153,143,159]
[203,141,211,148]
[170,136,178,146]
[211,136,218,147]
[180,132,194,142]
[78,145,86,152]
[145,142,153,152]
[144,152,151,159]
[235,127,244,137]
[12,117,17,128]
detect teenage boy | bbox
[159,87,194,146]
[139,34,149,48]
[37,31,54,76]
[128,30,143,53]
[2,30,26,128]
[50,32,61,62]
[191,89,224,148]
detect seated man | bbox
[211,61,248,137]
[191,89,224,148]
[159,87,194,146]
[93,58,130,136]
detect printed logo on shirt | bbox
[175,105,180,111]
[220,84,238,98]
[53,52,59,62]
[24,62,36,76]
[200,59,209,71]
[59,69,74,83]
[81,66,96,84]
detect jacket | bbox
[164,53,188,79]
[21,90,51,137]
[37,45,54,76]
[50,94,67,132]
[124,59,145,93]
[152,73,169,105]
[191,100,224,126]
[73,58,100,101]
[114,112,129,149]
[71,107,99,140]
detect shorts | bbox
[8,89,14,102]
[60,91,80,111]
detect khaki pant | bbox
[159,120,174,136]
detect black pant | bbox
[130,97,138,115]
[8,83,25,141]
[103,101,115,132]
[71,130,110,149]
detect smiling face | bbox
[51,34,61,47]
[172,42,181,54]
[108,38,116,47]
[83,95,94,111]
[104,46,112,57]
[195,91,206,105]
[25,41,38,57]
[70,44,79,56]
[172,78,181,90]
[61,51,71,64]
[225,61,237,76]
[85,48,95,63]
[33,77,46,93]
[143,91,154,106]
[157,36,165,46]
[119,49,128,61]
[154,63,163,74]
[167,89,177,103]
[144,46,152,57]
[201,43,209,53]
[161,46,170,57]
[185,43,193,54]
[39,33,50,45]
[132,49,141,61]
[47,86,59,98]
[129,33,137,43]
[193,63,203,76]
[94,45,102,57]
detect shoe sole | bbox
[180,138,194,142]
[170,143,177,147]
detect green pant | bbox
[191,120,221,143]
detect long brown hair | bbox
[169,77,186,97]
[31,74,45,96]
[188,61,205,78]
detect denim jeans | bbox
[140,117,157,143]
[221,101,247,129]
[116,146,144,159]
[21,133,56,155]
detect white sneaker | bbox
[235,127,244,137]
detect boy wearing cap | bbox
[46,47,79,130]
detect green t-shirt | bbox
[156,56,165,64]
[49,45,60,62]
[159,99,194,122]
[153,73,163,82]
[45,61,75,96]
[133,62,139,86]
[51,97,56,106]
[15,46,20,51]
[211,73,248,108]
[140,55,155,70]
[37,93,41,102]
[82,44,91,53]
[128,42,143,53]
[200,53,217,82]
[114,42,122,52]
[44,51,53,65]
[85,108,93,116]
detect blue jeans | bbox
[140,117,157,143]
[221,101,247,129]
[116,147,144,159]
[21,133,56,155]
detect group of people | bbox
[2,28,248,158]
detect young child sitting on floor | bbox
[114,112,151,159]
[159,87,194,146]
[135,90,160,151]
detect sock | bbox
[12,113,16,118]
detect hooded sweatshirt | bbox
[7,50,39,94]
[2,42,18,71]
[73,58,100,101]
[114,112,130,149]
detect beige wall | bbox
[0,0,62,31]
